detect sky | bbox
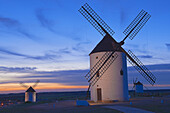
[0,0,170,94]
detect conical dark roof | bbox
[134,81,143,85]
[90,35,121,55]
[26,86,36,92]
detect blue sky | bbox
[0,0,170,93]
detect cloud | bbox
[0,66,89,85]
[0,16,20,27]
[0,16,37,40]
[17,29,37,40]
[35,9,81,41]
[125,44,150,54]
[0,66,37,73]
[36,9,56,33]
[18,69,89,85]
[137,55,153,58]
[0,47,60,60]
[120,7,127,25]
[165,43,170,51]
[45,48,71,58]
[72,41,90,52]
[0,63,170,87]
[58,48,71,54]
[128,63,170,85]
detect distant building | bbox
[134,81,143,93]
[25,86,36,102]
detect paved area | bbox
[103,105,155,113]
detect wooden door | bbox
[97,88,102,101]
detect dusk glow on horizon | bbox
[0,0,170,94]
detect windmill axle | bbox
[119,41,125,46]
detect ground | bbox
[0,100,121,113]
[1,96,170,113]
[93,96,170,113]
[0,91,170,113]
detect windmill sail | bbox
[79,3,119,87]
[79,3,156,95]
[86,52,118,98]
[33,80,40,88]
[85,51,118,85]
[89,52,118,86]
[79,3,115,38]
[121,48,156,85]
[122,10,151,41]
[85,51,113,80]
[19,82,29,88]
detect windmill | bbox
[79,3,156,102]
[20,80,40,102]
[132,78,148,93]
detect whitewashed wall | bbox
[135,85,143,93]
[25,92,36,102]
[90,51,129,102]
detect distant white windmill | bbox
[132,78,148,93]
[20,80,40,102]
[79,3,156,102]
[132,78,143,93]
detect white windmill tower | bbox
[79,3,156,102]
[132,78,149,94]
[132,78,144,93]
[20,80,40,102]
[134,81,144,93]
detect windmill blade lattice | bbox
[33,80,40,88]
[132,78,138,90]
[79,3,115,37]
[86,50,117,83]
[123,10,151,41]
[85,51,113,80]
[19,82,29,88]
[78,3,156,96]
[124,49,156,85]
[86,52,118,97]
[90,52,118,87]
[143,85,149,90]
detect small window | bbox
[120,69,123,75]
[96,71,99,77]
[96,56,98,59]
